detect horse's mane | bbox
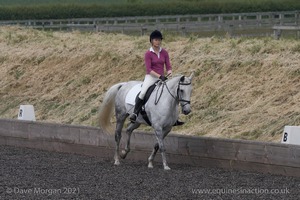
[168,74,184,83]
[170,74,183,80]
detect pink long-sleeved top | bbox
[144,47,172,76]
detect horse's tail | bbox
[98,82,126,134]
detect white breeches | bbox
[138,74,159,99]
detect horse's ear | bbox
[180,76,185,82]
[189,72,194,80]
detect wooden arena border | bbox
[0,119,299,177]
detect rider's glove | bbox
[159,75,167,81]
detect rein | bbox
[154,82,165,105]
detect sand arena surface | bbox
[0,145,299,199]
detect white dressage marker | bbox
[18,105,36,121]
[281,126,300,145]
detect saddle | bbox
[126,81,159,125]
[138,83,158,126]
[125,81,159,106]
[142,82,158,105]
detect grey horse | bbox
[98,73,194,170]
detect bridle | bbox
[155,77,191,108]
[177,80,191,107]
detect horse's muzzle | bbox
[182,104,191,115]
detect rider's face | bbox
[151,38,161,48]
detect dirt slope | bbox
[1,26,300,142]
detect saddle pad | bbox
[125,83,142,105]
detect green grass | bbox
[0,0,299,20]
[0,0,120,5]
[0,0,172,6]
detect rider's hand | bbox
[159,75,167,81]
[167,70,172,77]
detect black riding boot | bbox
[173,119,185,126]
[129,98,144,123]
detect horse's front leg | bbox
[152,127,172,170]
[148,127,171,168]
[148,143,159,168]
[120,122,140,159]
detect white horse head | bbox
[177,72,194,115]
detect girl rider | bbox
[129,30,184,126]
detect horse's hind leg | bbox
[114,117,126,165]
[120,122,140,159]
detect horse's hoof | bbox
[120,150,128,159]
[114,160,120,165]
[164,166,171,170]
[148,162,154,168]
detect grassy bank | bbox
[1,26,300,142]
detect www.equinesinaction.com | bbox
[191,187,290,195]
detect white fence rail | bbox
[0,11,300,36]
